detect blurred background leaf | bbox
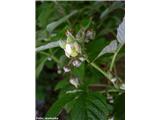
[117,18,125,44]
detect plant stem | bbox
[50,55,61,65]
[86,58,112,81]
[109,44,124,71]
[90,62,112,80]
[40,51,62,65]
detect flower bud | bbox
[64,42,81,58]
[47,57,52,61]
[66,30,75,43]
[120,83,125,90]
[111,77,117,83]
[72,60,81,67]
[86,29,95,40]
[69,78,79,88]
[63,66,71,73]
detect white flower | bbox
[57,70,62,74]
[63,66,71,73]
[120,83,125,90]
[109,99,114,103]
[107,94,113,103]
[65,44,73,57]
[64,42,81,58]
[108,117,114,120]
[69,78,79,88]
[47,57,52,61]
[111,77,117,83]
[72,60,81,67]
[107,94,113,100]
[60,30,82,58]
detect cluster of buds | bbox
[58,30,92,88]
[59,30,82,58]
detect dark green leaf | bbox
[72,62,85,82]
[100,2,124,19]
[54,79,69,91]
[37,3,54,28]
[46,93,77,117]
[86,38,108,61]
[47,10,78,33]
[70,92,109,120]
[114,93,125,120]
[96,40,118,59]
[36,57,47,78]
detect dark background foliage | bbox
[36,1,125,120]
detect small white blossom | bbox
[108,117,114,120]
[65,44,72,55]
[107,94,113,103]
[61,30,82,58]
[69,78,79,88]
[120,83,125,90]
[63,66,71,73]
[47,57,52,61]
[111,77,117,83]
[109,99,114,103]
[57,70,62,74]
[57,65,62,74]
[107,94,113,100]
[72,60,81,67]
[79,57,85,62]
[64,42,81,58]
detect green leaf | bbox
[54,79,69,91]
[46,93,77,117]
[86,38,108,61]
[36,30,48,41]
[36,57,47,78]
[72,63,85,82]
[37,3,54,28]
[36,41,60,52]
[96,40,118,60]
[70,92,109,120]
[117,18,125,44]
[47,10,78,33]
[114,93,125,120]
[100,2,124,19]
[36,86,45,100]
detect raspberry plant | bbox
[36,1,125,120]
